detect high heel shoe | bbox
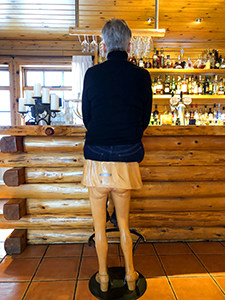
[125,271,139,291]
[95,273,109,292]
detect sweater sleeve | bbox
[142,70,153,131]
[81,70,91,129]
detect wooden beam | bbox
[3,199,26,220]
[4,229,27,255]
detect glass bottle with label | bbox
[208,77,213,95]
[164,75,170,94]
[145,57,151,69]
[177,92,186,125]
[159,48,165,68]
[170,76,176,94]
[165,55,173,68]
[152,48,158,68]
[174,55,183,69]
[218,77,225,95]
[194,104,200,125]
[153,104,160,125]
[138,57,144,68]
[198,76,203,95]
[156,76,164,94]
[181,75,188,95]
[176,76,182,95]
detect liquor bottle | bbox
[165,55,173,68]
[164,75,171,94]
[160,106,168,125]
[170,76,176,94]
[218,77,225,95]
[208,107,213,125]
[217,103,222,124]
[215,50,220,69]
[221,107,225,125]
[194,104,200,125]
[184,107,190,125]
[190,75,195,95]
[145,57,151,68]
[203,105,208,125]
[198,76,203,95]
[204,76,209,95]
[208,77,213,95]
[193,76,198,94]
[156,76,164,94]
[213,75,218,95]
[138,57,144,68]
[181,75,188,95]
[174,55,183,69]
[219,57,225,69]
[185,57,193,69]
[159,48,165,68]
[187,76,192,95]
[176,76,182,95]
[130,55,137,65]
[177,92,186,125]
[153,76,158,94]
[213,103,217,125]
[189,104,195,125]
[149,113,155,125]
[152,48,158,68]
[156,50,160,68]
[153,104,160,125]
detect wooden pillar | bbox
[3,199,26,220]
[4,229,27,255]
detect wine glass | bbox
[81,35,89,53]
[90,35,98,53]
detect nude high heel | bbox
[95,273,109,292]
[126,271,139,291]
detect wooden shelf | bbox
[153,95,225,99]
[147,69,225,75]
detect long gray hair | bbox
[101,18,132,53]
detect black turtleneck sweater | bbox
[82,50,152,145]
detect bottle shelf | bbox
[147,69,225,75]
[153,95,225,99]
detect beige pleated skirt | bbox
[82,159,143,190]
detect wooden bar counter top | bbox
[0,125,225,245]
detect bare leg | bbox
[88,187,109,291]
[111,188,138,290]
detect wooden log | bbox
[27,226,225,244]
[142,136,225,150]
[0,125,225,137]
[24,166,225,183]
[26,197,225,215]
[26,198,91,214]
[4,229,27,255]
[0,136,23,153]
[3,199,26,220]
[22,135,225,152]
[1,211,225,228]
[0,214,93,229]
[140,166,225,181]
[2,150,225,168]
[0,199,9,214]
[130,197,225,212]
[0,125,86,137]
[3,167,25,186]
[25,167,83,183]
[23,136,84,152]
[2,181,225,199]
[0,152,84,167]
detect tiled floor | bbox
[0,240,225,299]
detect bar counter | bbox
[0,125,225,245]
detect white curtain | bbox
[72,55,93,100]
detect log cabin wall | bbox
[0,125,225,244]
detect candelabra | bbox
[18,97,61,125]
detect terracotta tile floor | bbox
[0,240,225,299]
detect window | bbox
[0,67,11,125]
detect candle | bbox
[18,98,26,113]
[25,90,34,105]
[33,83,42,97]
[50,94,59,111]
[42,88,50,104]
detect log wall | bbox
[0,125,225,243]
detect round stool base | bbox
[89,267,147,300]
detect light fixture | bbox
[195,18,203,23]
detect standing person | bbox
[82,18,152,293]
